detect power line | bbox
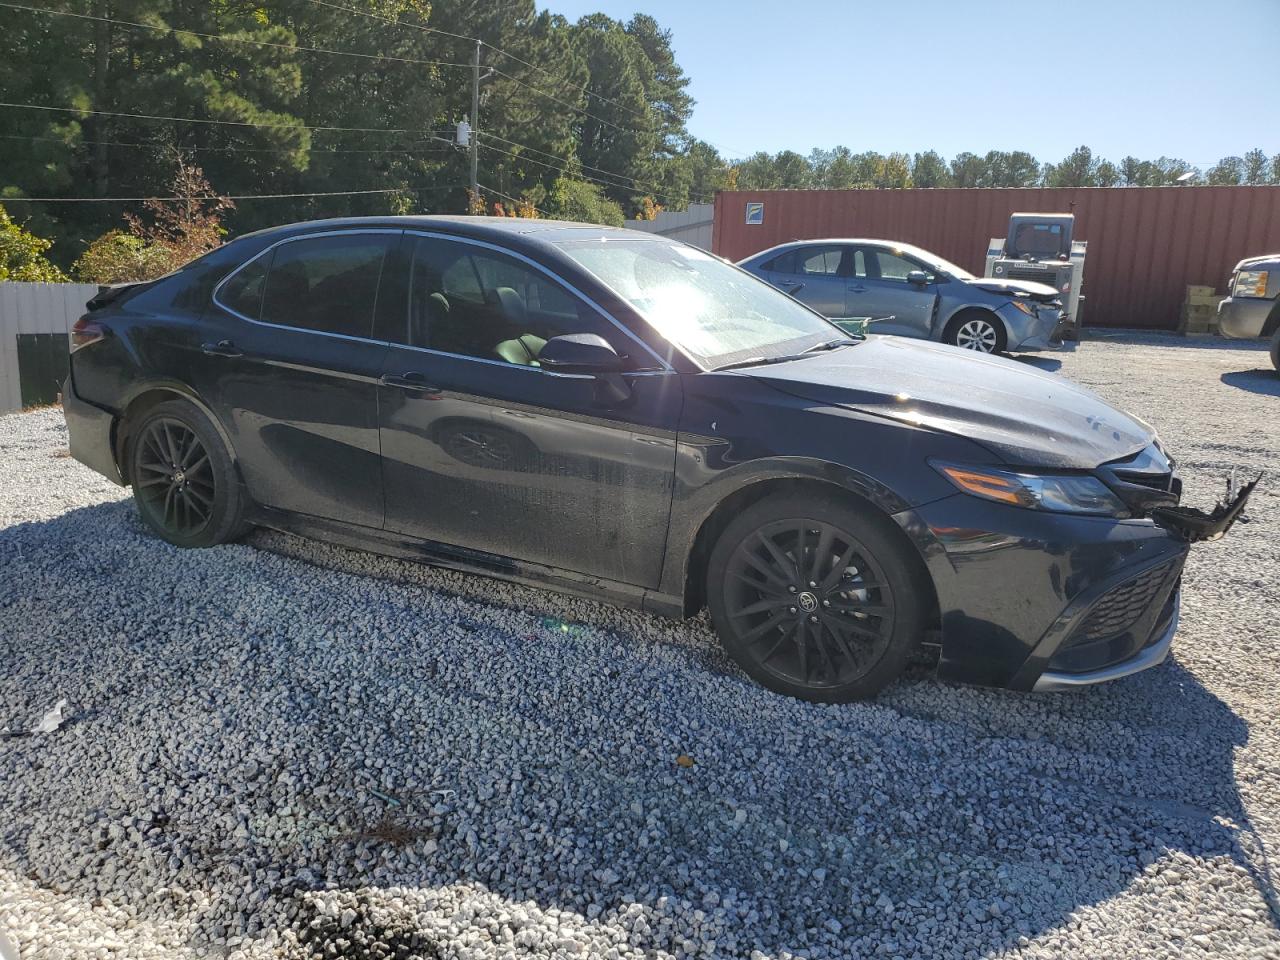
[479,132,711,205]
[300,0,476,44]
[5,185,462,202]
[1,132,458,156]
[475,182,551,219]
[0,2,475,71]
[0,102,428,135]
[487,66,646,138]
[478,141,710,207]
[293,0,656,131]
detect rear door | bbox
[758,245,851,318]
[854,246,939,337]
[373,232,681,588]
[198,229,398,528]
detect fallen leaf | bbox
[676,754,694,768]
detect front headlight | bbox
[1009,298,1037,317]
[932,461,1128,517]
[1233,270,1268,298]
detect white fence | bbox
[624,203,715,251]
[0,282,99,413]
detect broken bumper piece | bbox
[1151,474,1259,543]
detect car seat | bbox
[491,286,546,365]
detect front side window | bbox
[559,240,844,369]
[401,236,624,367]
[873,249,925,282]
[258,234,390,337]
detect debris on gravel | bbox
[1,334,1278,959]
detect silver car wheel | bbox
[956,318,999,352]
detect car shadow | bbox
[1012,355,1063,373]
[1,501,1276,958]
[1221,369,1280,396]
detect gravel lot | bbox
[2,334,1278,960]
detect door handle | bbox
[847,285,867,293]
[777,281,804,293]
[380,371,442,395]
[201,339,243,358]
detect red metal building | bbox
[712,186,1280,331]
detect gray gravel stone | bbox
[1,334,1278,959]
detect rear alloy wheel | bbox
[127,399,246,548]
[945,313,1006,354]
[706,493,928,702]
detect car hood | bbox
[960,276,1060,299]
[745,337,1152,469]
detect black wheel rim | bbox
[724,519,896,689]
[134,417,215,537]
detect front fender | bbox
[934,301,1005,340]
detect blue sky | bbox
[540,0,1280,166]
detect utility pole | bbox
[469,39,481,208]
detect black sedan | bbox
[63,217,1251,701]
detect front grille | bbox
[1005,268,1061,289]
[1047,556,1186,675]
[1112,469,1174,493]
[1071,563,1172,645]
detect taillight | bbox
[70,315,107,352]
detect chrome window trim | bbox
[381,340,678,380]
[402,229,672,372]
[211,228,404,342]
[211,226,676,373]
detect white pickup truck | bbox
[1218,253,1280,372]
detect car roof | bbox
[237,215,669,251]
[741,239,927,262]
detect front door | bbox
[198,230,397,528]
[374,233,681,588]
[852,246,939,338]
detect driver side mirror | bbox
[539,333,631,406]
[539,333,623,374]
[906,270,932,286]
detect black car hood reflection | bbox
[744,336,1152,469]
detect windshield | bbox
[557,240,845,369]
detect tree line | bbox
[732,146,1280,191]
[1,0,722,272]
[1,1,1276,279]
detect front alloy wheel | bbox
[707,493,928,702]
[953,317,1000,352]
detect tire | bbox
[943,311,1007,354]
[705,492,929,702]
[125,399,247,548]
[1270,326,1279,374]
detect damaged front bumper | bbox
[899,466,1258,692]
[1151,474,1258,542]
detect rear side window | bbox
[798,247,843,276]
[761,250,796,273]
[217,255,269,320]
[257,234,391,337]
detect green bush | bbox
[0,204,67,282]
[72,230,171,284]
